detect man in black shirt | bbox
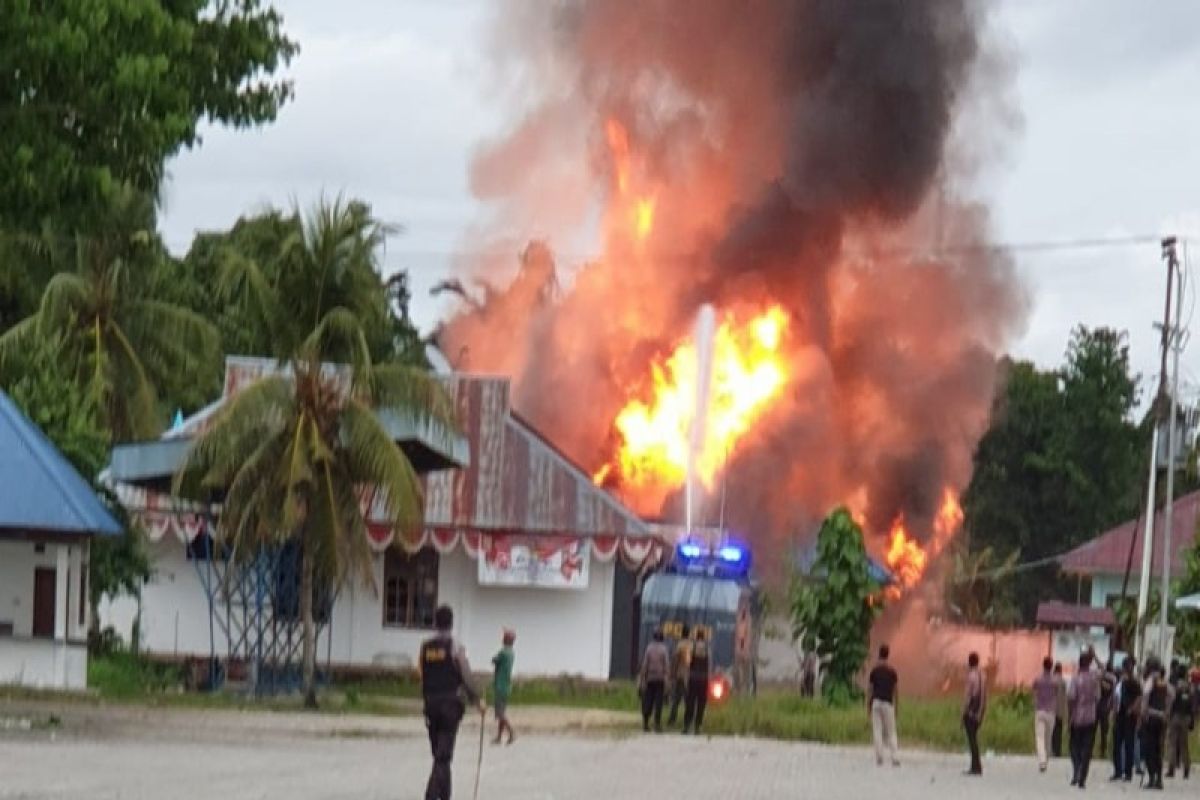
[1110,656,1141,783]
[1167,661,1193,779]
[868,644,900,767]
[683,628,711,735]
[419,605,485,800]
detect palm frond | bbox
[0,315,39,371]
[174,375,295,498]
[342,400,425,535]
[368,363,459,434]
[105,320,160,440]
[34,271,91,335]
[301,307,373,375]
[123,299,220,386]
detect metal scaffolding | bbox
[190,522,335,696]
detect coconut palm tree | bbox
[175,197,456,707]
[0,188,219,440]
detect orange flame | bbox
[605,119,631,194]
[596,306,789,495]
[882,488,963,599]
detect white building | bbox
[102,358,663,685]
[0,391,121,690]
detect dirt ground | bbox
[0,701,1190,799]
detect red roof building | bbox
[1060,490,1200,581]
[1059,489,1200,616]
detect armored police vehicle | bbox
[638,538,762,700]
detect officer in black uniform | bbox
[419,605,484,800]
[1167,662,1194,779]
[1140,659,1170,790]
[683,627,711,735]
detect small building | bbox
[0,391,121,689]
[101,357,664,685]
[1060,490,1200,609]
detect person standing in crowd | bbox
[419,605,485,800]
[868,645,900,767]
[683,627,711,735]
[963,652,986,776]
[667,624,692,727]
[638,629,670,733]
[490,628,516,746]
[1140,659,1172,790]
[1052,662,1067,759]
[1110,656,1142,782]
[1068,651,1100,788]
[1033,657,1058,772]
[1166,661,1193,779]
[1097,658,1117,759]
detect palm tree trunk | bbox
[300,546,318,709]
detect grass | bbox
[703,689,1035,754]
[18,655,1037,754]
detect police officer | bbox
[1140,659,1171,790]
[667,624,692,727]
[683,627,711,735]
[1167,661,1194,779]
[419,605,484,800]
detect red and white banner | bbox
[477,534,590,590]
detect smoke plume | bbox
[438,0,1026,580]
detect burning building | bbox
[437,0,1026,595]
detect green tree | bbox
[790,507,881,702]
[0,0,296,231]
[945,544,1020,628]
[0,188,220,440]
[4,337,149,636]
[156,199,426,374]
[174,198,456,707]
[963,327,1145,623]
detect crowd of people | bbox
[868,642,1199,791]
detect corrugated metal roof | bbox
[1036,601,1116,629]
[423,376,648,537]
[0,390,121,536]
[1060,491,1200,579]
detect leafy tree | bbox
[962,327,1145,623]
[174,197,456,707]
[3,337,149,636]
[0,0,296,231]
[0,187,220,440]
[790,507,881,702]
[157,199,426,374]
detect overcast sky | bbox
[158,0,1200,401]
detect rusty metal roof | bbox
[1036,601,1116,630]
[1060,489,1200,580]
[424,376,648,537]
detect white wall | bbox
[0,541,62,637]
[104,542,618,680]
[100,538,228,657]
[0,639,87,690]
[1090,573,1126,609]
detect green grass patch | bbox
[88,652,184,700]
[703,689,1033,754]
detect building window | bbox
[383,548,438,629]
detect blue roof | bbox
[0,391,121,536]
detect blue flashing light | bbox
[679,542,704,559]
[717,545,745,564]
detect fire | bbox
[882,488,964,599]
[885,517,926,595]
[635,197,655,240]
[605,119,631,194]
[596,306,789,494]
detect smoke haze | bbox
[438,0,1027,580]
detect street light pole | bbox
[1158,238,1183,658]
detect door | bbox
[32,568,56,638]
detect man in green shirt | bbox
[491,629,516,745]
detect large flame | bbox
[883,488,963,598]
[596,306,789,501]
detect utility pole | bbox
[1158,237,1184,659]
[1136,239,1178,660]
